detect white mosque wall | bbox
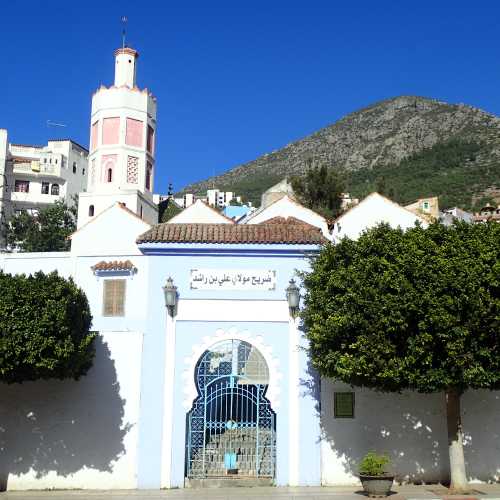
[72,202,151,257]
[0,223,150,490]
[1,331,143,490]
[320,378,500,485]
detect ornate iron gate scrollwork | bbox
[186,339,276,479]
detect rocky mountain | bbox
[182,96,500,210]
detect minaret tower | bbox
[77,45,158,228]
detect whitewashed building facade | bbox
[0,130,88,243]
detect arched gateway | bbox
[186,339,276,480]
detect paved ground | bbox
[2,485,500,500]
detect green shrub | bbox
[359,452,391,476]
[0,271,96,383]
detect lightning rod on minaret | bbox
[121,16,128,48]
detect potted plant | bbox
[358,452,394,497]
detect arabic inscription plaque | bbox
[190,269,277,290]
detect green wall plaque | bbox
[334,392,355,418]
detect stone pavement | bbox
[1,485,500,500]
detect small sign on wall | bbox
[190,269,276,290]
[334,392,355,418]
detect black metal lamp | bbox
[286,279,300,317]
[163,277,178,317]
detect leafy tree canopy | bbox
[158,198,183,223]
[291,162,345,219]
[0,271,95,383]
[301,220,500,491]
[302,221,500,393]
[5,200,76,252]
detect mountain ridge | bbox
[181,95,500,209]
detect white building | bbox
[166,199,234,224]
[331,192,428,242]
[77,46,158,228]
[0,129,88,243]
[243,194,331,238]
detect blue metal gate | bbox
[186,339,276,479]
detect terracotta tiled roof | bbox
[91,260,137,273]
[137,222,327,245]
[474,214,500,222]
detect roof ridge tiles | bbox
[136,222,327,245]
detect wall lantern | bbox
[163,277,178,317]
[286,279,300,318]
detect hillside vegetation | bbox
[349,140,499,210]
[182,96,500,209]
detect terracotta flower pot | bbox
[359,474,394,497]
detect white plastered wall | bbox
[72,202,151,257]
[245,196,330,238]
[331,193,427,242]
[167,199,233,224]
[320,379,500,485]
[1,331,143,490]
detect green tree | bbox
[158,198,182,223]
[5,201,76,252]
[291,162,345,218]
[0,271,96,383]
[301,221,500,492]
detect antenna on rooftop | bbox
[121,16,128,48]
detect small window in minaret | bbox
[89,205,95,217]
[147,125,155,154]
[145,162,153,191]
[107,168,113,183]
[91,121,98,151]
[127,156,139,184]
[90,159,96,186]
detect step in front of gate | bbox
[185,477,274,488]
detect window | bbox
[334,392,355,418]
[51,184,60,196]
[55,159,58,164]
[90,121,99,151]
[41,182,49,194]
[14,180,29,193]
[91,159,96,186]
[107,168,113,183]
[140,205,143,219]
[82,168,85,176]
[145,162,152,191]
[127,156,139,183]
[147,125,155,154]
[73,162,77,174]
[422,201,430,212]
[88,205,95,217]
[102,279,126,316]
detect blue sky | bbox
[1,1,499,193]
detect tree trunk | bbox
[446,388,469,493]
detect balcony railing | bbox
[12,162,61,176]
